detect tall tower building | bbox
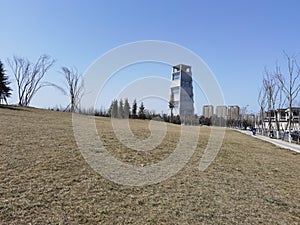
[170,64,194,121]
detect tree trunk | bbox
[288,97,292,142]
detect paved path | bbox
[235,129,300,153]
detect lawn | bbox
[0,105,299,224]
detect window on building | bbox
[174,101,179,108]
[172,87,179,95]
[181,80,191,87]
[173,67,179,73]
[172,73,180,80]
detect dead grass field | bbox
[0,105,299,224]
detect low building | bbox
[262,107,300,131]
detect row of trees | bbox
[258,52,300,142]
[109,99,132,119]
[0,55,83,112]
[199,116,254,129]
[108,99,161,120]
[107,98,181,124]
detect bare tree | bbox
[54,67,83,112]
[275,67,287,133]
[275,53,300,142]
[263,70,272,133]
[257,86,267,132]
[8,55,55,106]
[263,68,280,137]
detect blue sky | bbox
[1,0,300,114]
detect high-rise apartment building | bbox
[215,105,228,119]
[228,105,240,120]
[202,105,214,118]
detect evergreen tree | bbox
[138,102,146,120]
[110,99,118,118]
[124,98,130,119]
[118,99,124,118]
[0,60,12,104]
[132,99,137,119]
[108,100,113,116]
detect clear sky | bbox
[1,0,300,114]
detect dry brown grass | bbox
[0,105,299,224]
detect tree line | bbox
[199,116,254,130]
[107,98,179,122]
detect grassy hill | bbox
[0,105,299,224]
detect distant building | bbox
[215,105,227,119]
[170,64,194,123]
[202,105,214,118]
[227,105,240,120]
[263,107,300,131]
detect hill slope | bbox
[0,106,299,224]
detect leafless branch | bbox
[273,52,300,141]
[51,67,83,112]
[7,55,55,106]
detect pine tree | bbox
[124,98,131,119]
[132,99,137,119]
[110,99,118,118]
[108,100,113,116]
[118,99,124,118]
[0,60,12,104]
[138,102,146,120]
